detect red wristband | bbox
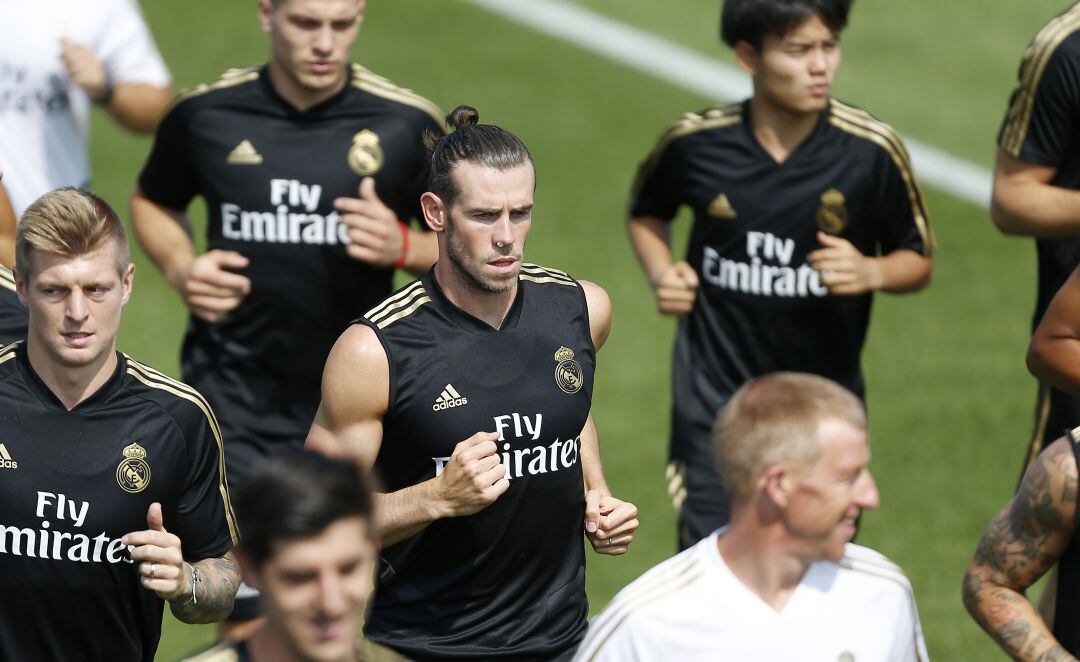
[394,221,410,270]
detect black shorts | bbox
[669,408,730,551]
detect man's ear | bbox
[257,0,274,34]
[761,464,792,509]
[734,40,760,76]
[13,266,26,306]
[421,192,447,233]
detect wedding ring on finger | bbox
[149,562,156,578]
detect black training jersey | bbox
[1055,426,1080,654]
[999,3,1080,329]
[631,99,933,455]
[0,344,237,662]
[137,64,443,470]
[363,265,595,660]
[0,265,27,345]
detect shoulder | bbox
[1026,5,1080,67]
[361,278,433,332]
[0,341,22,382]
[180,641,240,662]
[518,263,581,289]
[121,355,221,438]
[165,67,262,118]
[831,544,917,604]
[826,98,911,158]
[645,102,745,156]
[349,64,445,130]
[597,541,711,623]
[0,265,15,294]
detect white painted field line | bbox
[462,0,992,209]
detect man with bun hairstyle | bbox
[0,188,239,661]
[131,0,442,630]
[627,0,934,549]
[308,105,640,660]
[577,372,927,662]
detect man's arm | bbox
[0,178,15,267]
[306,324,508,547]
[334,178,438,277]
[59,39,170,133]
[807,232,932,295]
[962,437,1078,661]
[992,149,1080,239]
[627,216,698,316]
[1029,267,1080,393]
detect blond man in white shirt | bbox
[577,372,927,662]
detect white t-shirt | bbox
[0,0,170,215]
[576,531,929,662]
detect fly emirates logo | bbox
[0,492,132,564]
[702,231,828,298]
[432,413,581,481]
[221,178,350,245]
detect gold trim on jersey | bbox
[828,100,936,256]
[666,460,687,511]
[0,264,15,293]
[519,263,577,287]
[365,281,425,320]
[168,67,261,111]
[1024,383,1054,479]
[0,342,18,366]
[836,556,925,662]
[632,103,744,202]
[581,558,707,660]
[351,64,446,129]
[1000,4,1080,156]
[124,358,239,545]
[374,295,431,329]
[366,284,430,328]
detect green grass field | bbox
[81,1,1075,659]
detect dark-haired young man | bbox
[0,188,239,661]
[308,108,639,660]
[185,452,394,662]
[131,0,441,628]
[628,0,934,549]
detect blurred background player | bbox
[627,0,934,549]
[0,188,239,661]
[0,174,27,344]
[184,452,393,662]
[577,373,927,662]
[994,2,1080,479]
[130,0,441,631]
[0,0,171,216]
[963,426,1080,660]
[308,106,639,660]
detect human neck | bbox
[434,260,517,329]
[26,340,117,411]
[267,61,346,112]
[716,512,814,612]
[247,625,357,662]
[748,94,822,164]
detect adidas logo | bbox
[0,443,17,469]
[226,140,263,165]
[708,193,737,220]
[432,384,468,411]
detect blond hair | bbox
[16,188,131,277]
[713,372,867,503]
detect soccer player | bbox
[0,0,172,215]
[576,372,927,662]
[184,452,395,662]
[307,106,639,660]
[995,3,1080,477]
[963,428,1080,660]
[130,0,441,627]
[628,0,934,549]
[0,188,239,661]
[0,175,27,344]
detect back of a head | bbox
[424,105,534,207]
[16,188,131,278]
[713,372,866,503]
[234,452,374,566]
[720,0,853,50]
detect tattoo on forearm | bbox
[169,552,240,624]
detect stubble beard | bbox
[445,222,518,294]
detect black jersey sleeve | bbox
[137,100,201,210]
[872,137,934,258]
[170,399,238,561]
[629,134,684,221]
[999,30,1080,166]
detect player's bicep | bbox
[306,324,389,469]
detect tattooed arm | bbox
[962,437,1079,661]
[168,552,241,624]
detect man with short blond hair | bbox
[0,188,240,661]
[577,372,927,662]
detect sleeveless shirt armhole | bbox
[357,319,397,418]
[573,277,598,355]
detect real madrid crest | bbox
[554,346,583,394]
[348,129,385,176]
[816,187,848,234]
[116,442,151,494]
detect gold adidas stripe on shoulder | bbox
[374,294,431,329]
[125,359,239,545]
[351,64,445,129]
[828,101,936,255]
[367,285,429,326]
[837,557,924,662]
[519,263,576,286]
[521,263,574,280]
[0,265,14,292]
[1001,4,1080,156]
[632,104,744,201]
[169,67,261,110]
[364,280,424,320]
[0,339,21,364]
